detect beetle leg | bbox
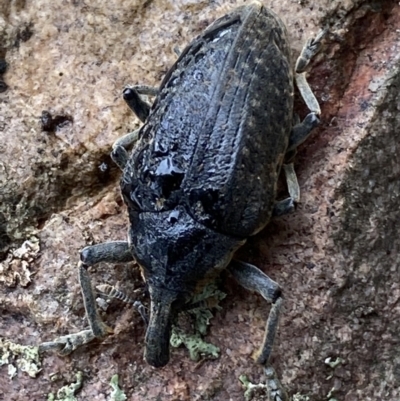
[227,260,282,366]
[39,329,96,354]
[228,261,287,399]
[111,129,140,170]
[295,29,326,115]
[287,112,320,156]
[111,144,129,170]
[129,84,159,97]
[122,85,158,122]
[272,163,301,216]
[278,31,325,214]
[173,46,181,56]
[265,366,288,401]
[111,84,159,170]
[39,241,134,355]
[273,198,294,217]
[97,283,148,326]
[282,163,300,203]
[276,115,317,216]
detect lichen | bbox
[292,395,311,401]
[0,237,40,287]
[239,367,288,401]
[109,374,127,401]
[47,371,83,401]
[239,375,270,401]
[170,282,226,361]
[324,356,344,369]
[0,338,41,378]
[170,328,220,362]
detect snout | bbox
[145,323,171,367]
[144,295,173,368]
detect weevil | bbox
[40,1,324,376]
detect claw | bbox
[38,326,111,355]
[295,28,327,73]
[265,366,288,401]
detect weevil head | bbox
[126,205,244,367]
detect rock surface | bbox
[1,0,399,400]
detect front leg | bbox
[39,241,134,355]
[122,84,158,122]
[111,85,159,170]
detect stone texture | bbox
[1,0,399,400]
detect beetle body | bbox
[123,4,292,237]
[41,2,323,377]
[122,3,293,367]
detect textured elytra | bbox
[121,5,293,238]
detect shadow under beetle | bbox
[40,0,324,387]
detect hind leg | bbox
[275,30,326,215]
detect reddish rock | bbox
[1,1,399,400]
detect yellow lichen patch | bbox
[0,338,41,378]
[0,237,40,287]
[109,374,127,401]
[170,282,226,361]
[47,371,83,401]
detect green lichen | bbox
[47,371,83,401]
[324,356,344,369]
[170,282,226,361]
[109,374,127,401]
[239,367,288,401]
[0,338,41,378]
[239,375,270,401]
[170,327,220,361]
[292,395,311,401]
[190,283,226,335]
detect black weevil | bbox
[40,1,324,388]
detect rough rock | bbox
[1,0,399,400]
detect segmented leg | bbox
[275,30,325,215]
[97,284,148,325]
[122,85,158,121]
[287,112,320,155]
[111,129,140,170]
[228,262,287,401]
[39,241,134,355]
[295,29,326,115]
[272,163,301,217]
[290,29,325,156]
[282,163,300,203]
[111,85,158,170]
[227,260,282,366]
